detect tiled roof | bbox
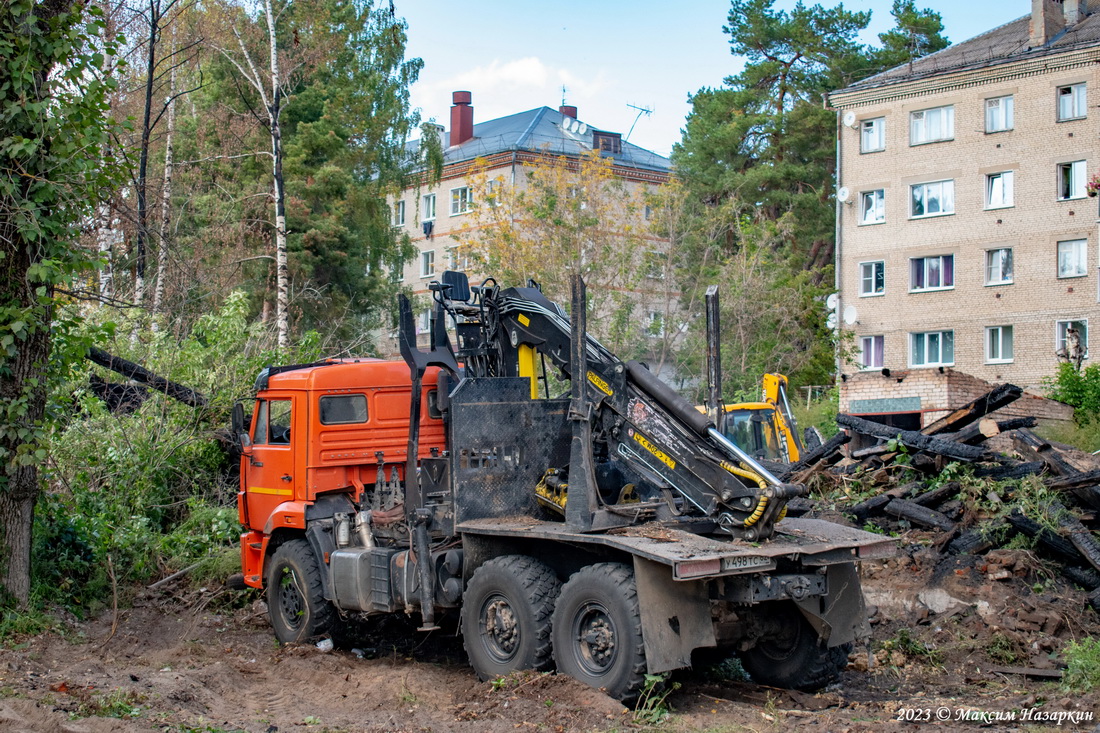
[834,1,1100,96]
[411,106,671,174]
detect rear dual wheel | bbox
[739,602,850,691]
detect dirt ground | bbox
[2,538,1099,733]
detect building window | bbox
[859,189,885,225]
[423,193,437,221]
[986,326,1014,364]
[449,186,472,216]
[392,200,405,227]
[1058,161,1086,200]
[910,105,954,145]
[1058,238,1087,278]
[647,311,664,338]
[985,248,1013,285]
[644,204,653,220]
[644,250,667,280]
[859,261,885,296]
[1057,320,1088,360]
[593,130,622,154]
[985,95,1014,132]
[985,171,1014,209]
[859,335,884,370]
[910,179,954,218]
[420,249,435,278]
[861,117,885,152]
[417,309,431,334]
[910,254,954,292]
[910,330,954,367]
[1057,83,1087,121]
[448,246,469,272]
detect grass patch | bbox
[1033,419,1100,453]
[1062,637,1100,693]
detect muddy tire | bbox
[739,603,849,691]
[267,539,337,644]
[462,555,560,681]
[552,563,647,703]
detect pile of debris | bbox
[776,384,1100,611]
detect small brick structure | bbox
[840,367,1073,429]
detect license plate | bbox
[722,555,771,571]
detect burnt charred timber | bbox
[1050,502,1100,573]
[1012,428,1078,477]
[883,499,956,532]
[974,462,1046,480]
[948,521,1008,555]
[835,414,989,462]
[919,383,1023,435]
[1006,510,1084,564]
[86,347,208,408]
[911,481,961,508]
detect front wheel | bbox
[552,563,647,703]
[462,555,561,681]
[267,539,337,644]
[739,602,850,691]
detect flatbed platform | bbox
[456,516,895,580]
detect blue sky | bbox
[399,1,1027,158]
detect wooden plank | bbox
[986,666,1062,679]
[975,461,1046,480]
[912,481,961,508]
[920,383,1022,436]
[836,414,988,462]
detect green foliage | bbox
[873,0,950,69]
[1044,362,1100,424]
[880,628,943,667]
[793,386,839,438]
[1062,637,1100,693]
[30,295,322,612]
[632,673,680,725]
[1034,419,1100,453]
[1,0,126,604]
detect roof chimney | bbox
[450,91,473,147]
[1065,0,1087,25]
[1030,0,1065,46]
[559,105,578,119]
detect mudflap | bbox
[633,557,716,674]
[794,562,867,647]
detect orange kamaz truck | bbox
[232,272,892,701]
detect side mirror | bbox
[231,402,251,449]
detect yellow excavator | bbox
[716,374,803,463]
[701,286,804,464]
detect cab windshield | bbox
[722,408,783,462]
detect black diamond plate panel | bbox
[449,378,571,523]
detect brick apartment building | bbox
[827,0,1098,426]
[391,92,672,335]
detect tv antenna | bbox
[625,103,652,141]
[561,85,568,107]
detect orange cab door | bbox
[243,394,298,529]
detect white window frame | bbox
[419,249,435,278]
[859,260,885,297]
[393,200,405,227]
[1057,83,1087,121]
[417,309,431,334]
[910,330,954,368]
[985,247,1013,285]
[909,254,954,292]
[859,334,884,370]
[449,186,472,216]
[985,325,1014,364]
[447,246,469,272]
[985,95,1014,133]
[985,171,1014,209]
[859,189,885,225]
[1058,160,1087,201]
[860,117,885,153]
[1057,238,1088,278]
[910,105,954,145]
[909,179,954,218]
[422,193,437,221]
[1056,319,1089,359]
[647,311,665,338]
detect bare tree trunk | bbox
[134,0,162,308]
[265,0,289,349]
[96,201,118,299]
[151,50,176,325]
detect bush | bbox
[31,293,324,612]
[1063,637,1100,693]
[793,386,839,439]
[1044,362,1100,424]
